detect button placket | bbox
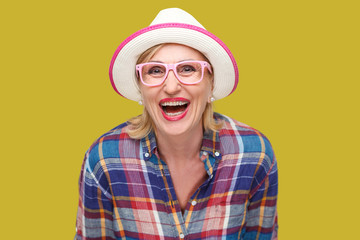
[158,163,188,238]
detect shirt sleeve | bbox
[75,150,116,240]
[241,138,278,240]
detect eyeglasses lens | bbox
[176,62,202,83]
[141,64,166,85]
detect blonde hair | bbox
[127,43,222,139]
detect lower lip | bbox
[160,106,189,121]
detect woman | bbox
[75,8,278,240]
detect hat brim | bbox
[109,23,238,101]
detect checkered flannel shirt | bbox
[75,113,278,239]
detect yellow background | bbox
[1,0,359,239]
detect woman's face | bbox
[139,44,213,138]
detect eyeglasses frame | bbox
[136,60,212,87]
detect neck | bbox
[155,125,203,166]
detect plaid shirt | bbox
[75,113,278,240]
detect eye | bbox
[178,64,197,75]
[146,65,165,76]
[184,66,196,72]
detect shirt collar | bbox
[200,129,221,160]
[200,129,221,177]
[140,130,157,160]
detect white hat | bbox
[109,8,238,101]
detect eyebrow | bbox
[147,60,164,63]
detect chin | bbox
[156,121,190,136]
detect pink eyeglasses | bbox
[136,60,212,86]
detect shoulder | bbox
[85,121,137,172]
[215,112,275,169]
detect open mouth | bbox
[159,98,190,119]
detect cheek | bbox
[140,89,160,119]
[139,86,154,104]
[193,86,212,111]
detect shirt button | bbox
[179,233,185,239]
[191,200,197,206]
[202,151,208,156]
[144,152,149,157]
[214,151,220,157]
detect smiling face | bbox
[138,43,213,138]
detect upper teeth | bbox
[161,101,188,106]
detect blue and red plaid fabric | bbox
[75,113,278,240]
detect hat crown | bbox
[150,8,206,29]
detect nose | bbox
[163,69,181,95]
